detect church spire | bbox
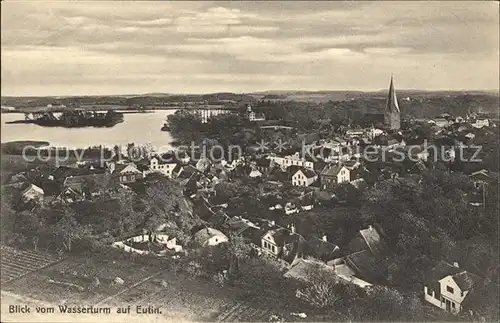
[387,74,400,113]
[384,74,401,130]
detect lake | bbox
[1,110,177,151]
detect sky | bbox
[1,1,499,96]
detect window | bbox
[447,286,454,294]
[452,302,455,309]
[271,245,276,253]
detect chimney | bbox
[368,225,373,231]
[290,223,296,234]
[270,220,275,226]
[322,235,328,242]
[453,262,459,268]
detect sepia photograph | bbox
[1,1,499,322]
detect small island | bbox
[7,110,124,128]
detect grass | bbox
[1,249,280,322]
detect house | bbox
[424,261,483,314]
[284,258,335,283]
[39,180,61,205]
[343,160,360,171]
[63,173,108,195]
[332,262,373,288]
[292,168,318,187]
[346,129,366,137]
[269,152,314,171]
[349,178,367,191]
[56,187,82,204]
[348,225,386,256]
[196,157,211,173]
[261,225,305,266]
[470,118,490,129]
[386,138,406,150]
[112,162,142,184]
[469,169,491,190]
[247,105,266,121]
[149,156,179,178]
[304,235,340,263]
[249,169,263,178]
[193,227,228,247]
[21,184,44,203]
[331,249,385,285]
[254,157,274,175]
[223,216,260,236]
[320,164,350,190]
[430,118,452,128]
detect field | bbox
[0,246,61,285]
[1,247,278,322]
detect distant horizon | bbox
[1,88,499,99]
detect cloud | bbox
[1,1,498,95]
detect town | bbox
[1,77,499,322]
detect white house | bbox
[424,262,482,314]
[21,184,44,203]
[193,227,228,247]
[196,157,211,172]
[470,118,490,129]
[269,153,314,171]
[149,157,178,178]
[292,168,318,187]
[320,165,350,190]
[249,169,263,178]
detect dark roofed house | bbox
[320,164,350,190]
[223,216,259,235]
[261,225,306,267]
[63,173,108,195]
[304,235,340,263]
[284,258,335,283]
[348,225,386,256]
[39,180,61,204]
[254,157,274,175]
[344,249,385,284]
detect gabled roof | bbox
[224,216,260,235]
[114,163,141,174]
[284,258,335,282]
[321,164,347,177]
[264,227,301,247]
[305,237,340,262]
[293,168,317,179]
[469,169,491,182]
[345,249,384,283]
[249,169,263,178]
[451,271,482,291]
[359,226,384,255]
[424,261,462,285]
[193,227,227,245]
[178,165,199,179]
[39,180,60,197]
[22,184,44,196]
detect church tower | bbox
[384,75,401,130]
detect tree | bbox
[225,234,251,276]
[53,207,92,252]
